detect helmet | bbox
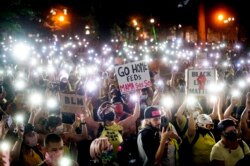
[97,101,114,121]
[196,114,214,129]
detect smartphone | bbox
[61,112,75,124]
[160,116,169,132]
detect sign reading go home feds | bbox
[115,61,152,93]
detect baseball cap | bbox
[111,96,123,104]
[217,118,236,133]
[144,106,161,119]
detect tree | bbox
[0,0,47,38]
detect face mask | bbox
[60,82,67,90]
[24,135,38,147]
[224,130,238,142]
[140,95,148,101]
[113,103,123,114]
[197,127,210,135]
[104,111,115,121]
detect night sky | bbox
[1,0,249,38]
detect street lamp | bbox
[44,7,70,31]
[213,11,236,41]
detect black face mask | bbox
[104,111,115,121]
[60,82,67,90]
[224,130,238,142]
[197,127,210,136]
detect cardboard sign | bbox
[185,68,217,95]
[59,93,84,113]
[115,61,152,93]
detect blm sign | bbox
[59,93,84,113]
[185,68,217,95]
[115,61,152,93]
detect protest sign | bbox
[185,68,217,95]
[60,93,84,113]
[115,61,152,93]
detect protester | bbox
[137,106,170,166]
[210,118,250,166]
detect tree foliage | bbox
[0,0,43,36]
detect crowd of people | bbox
[0,34,250,166]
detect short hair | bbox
[44,133,62,147]
[46,116,62,129]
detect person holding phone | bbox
[160,112,182,166]
[137,106,170,166]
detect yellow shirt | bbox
[22,149,43,166]
[100,123,123,158]
[189,132,215,166]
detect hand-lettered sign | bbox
[60,93,84,113]
[115,61,152,93]
[185,68,217,95]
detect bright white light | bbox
[47,98,58,109]
[187,95,197,106]
[161,96,174,108]
[231,89,241,98]
[13,43,30,61]
[209,95,217,103]
[86,80,97,92]
[0,141,10,152]
[15,114,24,124]
[14,80,26,90]
[172,65,178,71]
[238,80,246,89]
[47,65,55,74]
[156,80,164,87]
[58,156,71,166]
[207,82,218,94]
[131,94,139,102]
[203,60,209,67]
[29,93,43,105]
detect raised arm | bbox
[224,96,239,119]
[11,124,24,162]
[83,95,99,136]
[176,98,187,126]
